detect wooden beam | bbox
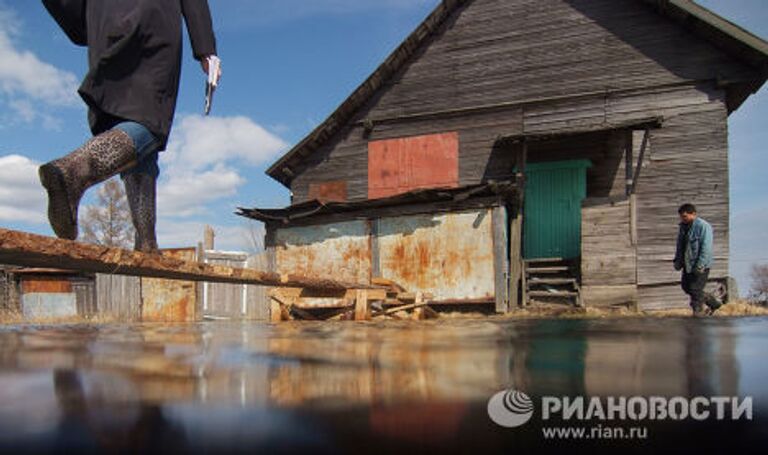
[625,129,634,196]
[492,206,509,313]
[630,129,650,195]
[0,228,379,292]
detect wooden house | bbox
[240,0,768,314]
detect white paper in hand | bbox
[204,56,221,115]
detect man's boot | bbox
[123,172,158,253]
[39,129,137,240]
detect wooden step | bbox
[527,290,579,298]
[527,277,577,285]
[524,258,566,264]
[526,266,570,274]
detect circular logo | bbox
[487,390,534,428]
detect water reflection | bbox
[0,317,765,452]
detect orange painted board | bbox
[308,181,348,203]
[22,278,72,294]
[368,132,459,199]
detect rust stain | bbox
[141,249,197,322]
[368,132,460,199]
[275,222,372,287]
[378,210,496,300]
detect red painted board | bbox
[368,132,459,199]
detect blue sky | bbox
[0,0,766,293]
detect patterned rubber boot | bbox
[39,129,137,240]
[122,172,159,253]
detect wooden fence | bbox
[200,251,270,320]
[94,250,269,322]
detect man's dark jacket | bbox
[42,0,217,149]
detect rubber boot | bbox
[39,129,137,240]
[122,172,158,253]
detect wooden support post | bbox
[625,129,634,196]
[508,212,523,309]
[354,289,370,321]
[492,206,509,313]
[630,194,638,246]
[270,297,284,323]
[630,129,650,195]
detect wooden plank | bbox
[354,289,370,321]
[508,212,522,309]
[0,228,379,292]
[582,285,638,308]
[492,205,509,313]
[270,298,284,323]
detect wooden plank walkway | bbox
[0,228,377,292]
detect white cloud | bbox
[0,14,79,107]
[0,4,79,132]
[158,114,287,218]
[162,115,288,171]
[0,155,46,224]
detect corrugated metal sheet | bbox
[274,220,372,285]
[141,249,198,323]
[524,160,590,259]
[368,132,459,199]
[269,207,501,304]
[377,209,496,301]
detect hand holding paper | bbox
[204,55,221,115]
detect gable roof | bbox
[266,0,768,187]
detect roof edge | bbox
[267,0,768,187]
[651,0,768,58]
[265,0,468,187]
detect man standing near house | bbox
[674,204,722,316]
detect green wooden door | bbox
[523,160,590,260]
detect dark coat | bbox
[43,0,217,149]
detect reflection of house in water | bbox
[0,320,744,412]
[240,0,768,316]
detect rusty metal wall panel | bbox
[274,220,371,285]
[141,249,197,323]
[376,209,496,301]
[368,132,459,200]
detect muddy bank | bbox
[3,300,767,325]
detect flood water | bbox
[1,316,767,453]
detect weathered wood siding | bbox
[634,98,730,310]
[581,198,638,307]
[202,251,270,321]
[96,274,142,322]
[289,0,751,204]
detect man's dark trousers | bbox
[681,269,720,310]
